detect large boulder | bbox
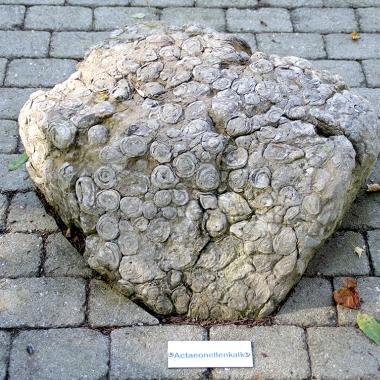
[19,23,379,320]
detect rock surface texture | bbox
[19,23,379,321]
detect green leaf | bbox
[8,152,28,171]
[130,13,146,19]
[357,313,380,346]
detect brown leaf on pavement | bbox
[351,31,360,40]
[333,277,361,309]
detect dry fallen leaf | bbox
[351,31,360,40]
[333,277,361,309]
[354,246,365,257]
[367,181,380,192]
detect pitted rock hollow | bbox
[19,23,379,321]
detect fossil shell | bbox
[88,125,108,145]
[150,141,172,163]
[222,146,248,169]
[154,190,172,207]
[172,189,189,206]
[93,166,117,189]
[249,167,271,189]
[96,214,120,241]
[48,121,76,150]
[195,164,220,191]
[173,152,198,178]
[147,217,171,242]
[120,196,143,218]
[96,242,121,271]
[120,136,148,157]
[118,231,139,256]
[151,165,178,189]
[76,176,96,211]
[96,189,120,212]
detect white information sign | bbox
[168,340,254,368]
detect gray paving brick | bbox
[133,0,194,6]
[292,8,356,33]
[0,0,63,3]
[9,328,108,380]
[368,158,380,184]
[210,325,310,379]
[358,8,380,32]
[368,230,380,276]
[161,7,225,31]
[0,120,18,154]
[5,58,76,87]
[0,31,49,58]
[0,154,33,192]
[362,60,380,88]
[0,233,42,278]
[353,87,380,117]
[69,0,129,4]
[308,327,380,379]
[0,331,10,380]
[0,58,6,84]
[94,7,159,31]
[306,231,370,276]
[0,277,85,327]
[0,88,39,119]
[325,33,380,59]
[44,233,92,277]
[0,194,7,231]
[50,31,110,58]
[196,0,256,7]
[257,33,325,59]
[260,0,323,5]
[275,277,336,327]
[111,325,207,380]
[7,192,58,233]
[88,279,159,327]
[227,8,292,33]
[311,60,365,87]
[324,0,380,6]
[333,277,380,326]
[0,5,25,29]
[25,6,92,31]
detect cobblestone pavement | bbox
[0,0,380,379]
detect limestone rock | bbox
[19,23,379,321]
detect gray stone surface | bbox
[0,31,50,58]
[0,5,24,29]
[311,59,365,87]
[50,31,111,58]
[161,7,226,31]
[9,328,108,380]
[333,277,380,326]
[0,277,85,327]
[292,8,356,33]
[261,0,322,5]
[94,7,159,30]
[325,0,380,5]
[0,154,33,192]
[275,277,336,326]
[0,88,41,119]
[5,59,77,87]
[227,8,292,32]
[196,0,256,7]
[210,325,310,379]
[88,279,159,327]
[362,59,380,88]
[257,33,326,58]
[0,331,10,380]
[44,233,92,277]
[325,33,380,59]
[353,88,380,117]
[0,194,7,231]
[235,33,257,51]
[0,233,42,277]
[0,58,6,85]
[25,6,92,31]
[110,325,207,380]
[7,192,58,233]
[133,0,194,5]
[368,230,380,276]
[308,327,380,379]
[357,7,380,32]
[0,0,63,3]
[306,231,370,276]
[0,120,18,154]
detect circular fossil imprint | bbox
[19,23,379,321]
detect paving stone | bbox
[311,59,365,88]
[0,120,18,154]
[324,0,380,6]
[358,8,380,32]
[275,277,336,327]
[0,58,6,84]
[234,33,257,51]
[0,88,40,119]
[0,233,42,278]
[210,325,310,379]
[6,58,76,87]
[196,0,257,7]
[0,31,50,58]
[9,328,108,380]
[260,0,323,5]
[325,33,380,59]
[257,33,325,59]
[292,8,356,33]
[0,331,10,380]
[94,7,159,31]
[161,7,225,32]
[50,31,110,58]
[44,233,92,277]
[333,277,380,326]
[306,231,370,276]
[0,194,7,231]
[0,154,33,192]
[353,88,380,117]
[308,327,380,379]
[88,279,159,327]
[362,60,380,88]
[0,0,63,3]
[110,325,207,379]
[25,6,92,31]
[367,158,380,185]
[0,277,85,327]
[69,0,129,4]
[0,5,25,29]
[368,230,380,276]
[7,192,58,233]
[226,8,292,33]
[133,0,194,6]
